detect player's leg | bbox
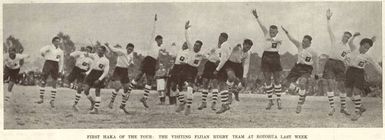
[5,68,19,102]
[49,64,60,108]
[216,81,230,114]
[90,87,102,114]
[108,80,121,109]
[263,72,274,110]
[210,79,219,111]
[119,76,134,114]
[272,71,283,110]
[295,76,308,114]
[36,64,49,104]
[336,66,349,116]
[140,73,154,108]
[351,87,365,121]
[175,81,186,112]
[322,60,337,116]
[198,78,210,110]
[157,79,166,105]
[72,80,84,112]
[184,80,195,115]
[82,77,95,111]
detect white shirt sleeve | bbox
[110,47,126,56]
[99,59,110,80]
[70,51,82,58]
[40,45,49,57]
[242,52,250,78]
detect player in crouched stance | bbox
[214,38,253,114]
[281,26,320,114]
[175,21,204,115]
[346,34,381,121]
[69,46,93,112]
[3,48,29,102]
[82,46,110,114]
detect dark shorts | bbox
[140,56,157,77]
[111,67,130,84]
[202,61,218,79]
[4,66,20,82]
[322,58,346,81]
[261,51,282,72]
[345,67,365,90]
[169,64,185,82]
[217,61,243,82]
[180,65,198,84]
[286,63,313,83]
[84,70,106,88]
[42,60,59,81]
[68,66,87,83]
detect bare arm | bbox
[281,26,301,49]
[349,32,360,51]
[215,44,233,71]
[242,52,251,78]
[252,9,268,36]
[99,60,110,81]
[149,14,158,48]
[326,9,336,45]
[106,43,125,56]
[184,20,193,50]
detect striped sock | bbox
[94,96,101,109]
[220,90,229,104]
[177,92,185,104]
[39,87,45,99]
[143,85,151,100]
[121,85,133,107]
[298,89,306,105]
[51,89,57,101]
[340,93,347,109]
[212,89,218,104]
[327,92,335,108]
[201,89,208,103]
[74,92,82,105]
[110,91,118,103]
[265,84,273,101]
[353,95,362,113]
[186,87,193,107]
[274,84,282,99]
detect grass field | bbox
[3,86,383,129]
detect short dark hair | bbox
[155,35,163,41]
[99,46,107,52]
[344,31,352,37]
[304,35,313,42]
[243,39,253,46]
[220,32,228,39]
[52,36,60,43]
[360,38,373,47]
[196,40,203,46]
[86,46,93,50]
[270,25,278,29]
[126,43,135,48]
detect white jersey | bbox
[228,45,251,78]
[329,41,351,61]
[70,51,93,71]
[175,49,189,65]
[297,48,317,66]
[347,50,371,69]
[89,54,110,80]
[263,34,282,52]
[215,41,233,71]
[186,51,204,67]
[40,44,64,62]
[109,47,134,68]
[4,53,29,69]
[146,41,163,59]
[206,48,221,63]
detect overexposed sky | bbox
[3,2,382,61]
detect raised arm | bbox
[326,9,336,45]
[184,20,193,50]
[281,26,301,49]
[70,50,83,58]
[106,43,125,56]
[348,32,360,51]
[252,9,268,36]
[59,51,64,73]
[149,14,158,47]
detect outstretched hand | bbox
[185,20,191,30]
[154,14,158,21]
[281,26,288,34]
[252,9,258,19]
[326,9,333,20]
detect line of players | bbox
[3,9,381,121]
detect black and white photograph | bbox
[1,0,383,138]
